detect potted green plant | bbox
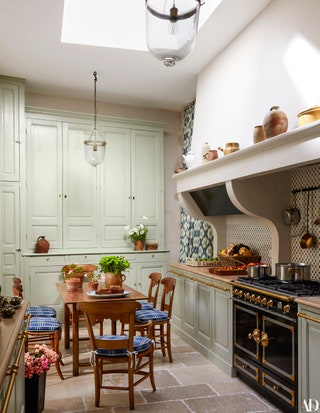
[62,263,98,289]
[98,256,130,288]
[86,271,101,291]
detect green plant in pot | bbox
[86,271,101,291]
[98,256,130,288]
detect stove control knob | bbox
[244,292,250,300]
[234,289,239,296]
[250,294,255,302]
[267,299,273,308]
[238,290,243,298]
[261,297,267,306]
[283,304,290,314]
[255,296,261,304]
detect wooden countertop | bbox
[0,300,28,389]
[169,262,239,284]
[169,263,320,310]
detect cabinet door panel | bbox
[184,278,196,334]
[63,122,97,248]
[131,130,163,246]
[0,81,23,181]
[101,127,131,247]
[26,118,63,248]
[197,283,211,346]
[0,183,20,284]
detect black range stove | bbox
[232,275,320,412]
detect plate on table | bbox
[87,290,131,298]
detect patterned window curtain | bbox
[179,101,213,262]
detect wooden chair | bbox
[79,300,156,410]
[13,278,65,380]
[135,277,176,362]
[139,272,162,310]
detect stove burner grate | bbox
[237,276,320,296]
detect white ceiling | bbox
[0,0,272,111]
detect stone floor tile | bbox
[141,383,214,403]
[115,400,191,413]
[185,393,273,413]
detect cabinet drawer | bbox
[139,252,168,262]
[24,255,65,266]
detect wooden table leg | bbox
[72,303,80,376]
[64,304,70,350]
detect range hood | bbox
[173,121,320,261]
[189,185,243,216]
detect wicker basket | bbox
[218,254,261,266]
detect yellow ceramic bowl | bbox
[297,106,320,126]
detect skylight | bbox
[61,0,220,51]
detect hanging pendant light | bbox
[145,0,204,67]
[84,71,106,166]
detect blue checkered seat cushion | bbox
[26,306,57,318]
[139,302,154,311]
[95,335,153,357]
[135,309,168,323]
[28,317,62,331]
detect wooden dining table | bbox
[56,282,148,376]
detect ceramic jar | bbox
[253,125,266,144]
[263,106,288,138]
[104,272,126,288]
[35,236,50,253]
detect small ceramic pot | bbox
[253,125,266,144]
[263,106,288,138]
[207,149,218,160]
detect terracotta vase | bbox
[65,278,81,292]
[87,281,99,291]
[134,240,145,251]
[263,106,288,138]
[104,272,126,288]
[36,236,50,253]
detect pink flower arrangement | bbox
[24,344,59,379]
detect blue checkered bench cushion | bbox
[139,302,154,310]
[95,335,153,357]
[135,309,168,323]
[28,317,62,331]
[26,306,57,318]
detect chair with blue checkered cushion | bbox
[134,277,176,362]
[26,316,64,380]
[78,300,156,410]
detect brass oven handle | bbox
[260,332,269,348]
[248,328,260,343]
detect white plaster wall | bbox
[25,93,183,262]
[191,0,320,158]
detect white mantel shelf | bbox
[173,121,320,193]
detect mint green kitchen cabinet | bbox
[169,266,234,375]
[25,109,164,252]
[26,114,97,250]
[100,127,164,249]
[298,303,320,411]
[0,76,25,182]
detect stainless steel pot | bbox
[275,263,297,281]
[288,263,311,281]
[247,264,271,278]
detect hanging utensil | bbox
[282,190,300,225]
[300,191,316,248]
[314,188,320,226]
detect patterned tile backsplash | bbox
[226,163,320,280]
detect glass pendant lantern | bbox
[84,71,106,166]
[145,0,203,67]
